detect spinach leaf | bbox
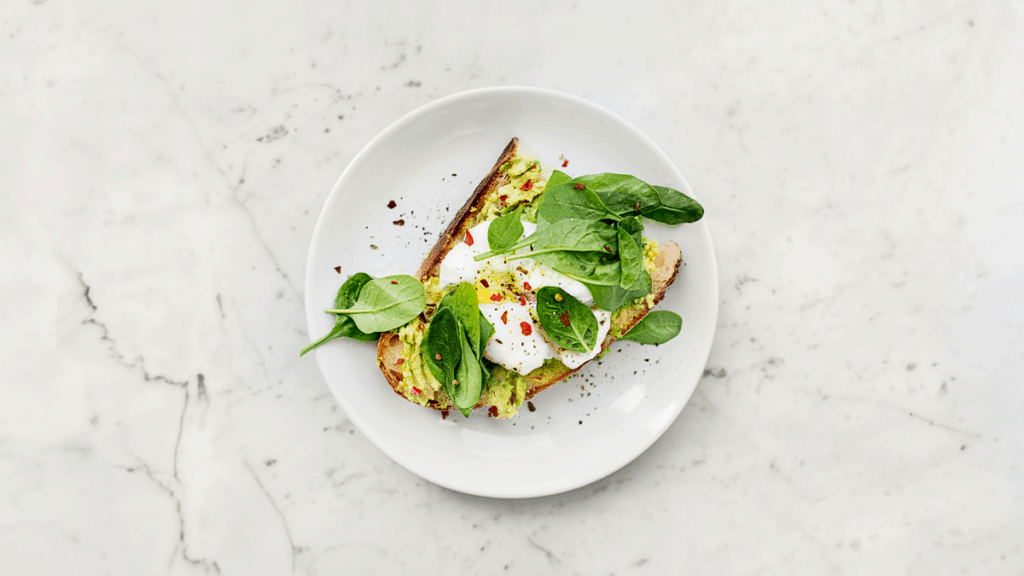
[438,282,480,355]
[546,169,572,188]
[449,323,484,417]
[574,173,661,217]
[325,275,426,333]
[537,180,621,223]
[505,219,619,261]
[644,186,704,225]
[616,219,645,290]
[536,286,600,353]
[584,280,651,311]
[300,273,379,356]
[478,314,495,358]
[422,307,461,388]
[532,251,622,286]
[620,311,682,345]
[487,207,524,255]
[475,218,617,262]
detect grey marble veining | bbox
[2,0,1023,574]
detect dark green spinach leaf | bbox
[620,311,682,345]
[644,186,704,225]
[487,207,524,255]
[326,275,426,333]
[574,173,661,216]
[616,219,645,290]
[300,273,379,356]
[422,307,461,389]
[449,323,484,417]
[536,286,599,353]
[537,178,621,223]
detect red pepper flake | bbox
[560,310,571,327]
[393,219,405,226]
[519,295,527,306]
[562,159,569,167]
[391,280,398,284]
[334,266,341,274]
[501,310,508,324]
[396,358,405,365]
[418,323,425,331]
[480,279,489,288]
[531,163,538,170]
[488,406,499,418]
[435,353,442,360]
[520,179,533,191]
[603,245,612,253]
[573,183,585,190]
[441,409,450,420]
[520,322,532,336]
[516,266,528,275]
[387,200,397,209]
[523,281,533,291]
[634,202,640,213]
[465,230,474,246]
[490,293,502,302]
[499,194,508,203]
[411,387,422,395]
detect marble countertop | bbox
[3,0,1023,574]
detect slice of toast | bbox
[376,138,683,413]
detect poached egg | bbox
[437,219,609,376]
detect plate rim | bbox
[304,85,719,498]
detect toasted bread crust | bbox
[376,138,683,413]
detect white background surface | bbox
[2,0,1023,574]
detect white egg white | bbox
[479,302,554,375]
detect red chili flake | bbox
[441,409,450,420]
[499,194,508,203]
[562,159,569,167]
[634,202,640,213]
[387,200,397,209]
[480,279,489,288]
[465,230,474,246]
[523,281,533,291]
[393,219,405,226]
[391,280,398,284]
[520,322,532,336]
[435,353,442,360]
[488,406,499,417]
[516,266,528,275]
[559,310,571,327]
[573,183,585,190]
[519,295,527,306]
[334,266,341,274]
[490,293,502,302]
[412,387,422,395]
[418,323,425,330]
[510,391,516,403]
[520,180,533,191]
[531,163,538,170]
[396,358,405,365]
[603,245,612,253]
[501,310,508,324]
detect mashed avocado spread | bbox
[391,153,661,418]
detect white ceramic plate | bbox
[305,86,718,498]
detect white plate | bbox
[304,86,718,498]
